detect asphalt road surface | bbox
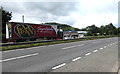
[1,37,119,72]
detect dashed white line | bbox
[56,44,62,45]
[77,44,84,46]
[3,50,16,52]
[52,63,66,70]
[0,53,39,62]
[40,46,47,47]
[26,46,43,49]
[93,42,97,43]
[104,46,107,48]
[113,43,115,44]
[72,57,81,61]
[16,49,26,51]
[62,45,77,49]
[100,48,103,50]
[62,44,84,50]
[25,48,33,49]
[48,45,54,46]
[93,50,98,52]
[85,53,91,56]
[3,46,47,53]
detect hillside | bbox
[45,22,81,31]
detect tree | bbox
[74,28,81,31]
[1,7,12,34]
[99,25,106,35]
[103,23,117,35]
[86,24,100,36]
[118,27,120,36]
[1,7,12,42]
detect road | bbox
[1,37,119,72]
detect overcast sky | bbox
[0,0,119,29]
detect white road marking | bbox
[113,43,115,44]
[93,42,97,43]
[110,44,112,45]
[85,53,91,56]
[48,45,54,46]
[56,44,62,45]
[93,50,98,52]
[62,44,84,50]
[52,63,66,70]
[92,41,101,43]
[62,46,76,49]
[17,49,25,51]
[77,44,84,46]
[40,46,47,47]
[100,48,103,50]
[26,47,42,49]
[3,50,16,52]
[3,46,47,53]
[0,53,39,62]
[25,48,33,49]
[72,57,81,61]
[104,46,107,48]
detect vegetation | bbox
[86,24,100,36]
[118,27,120,36]
[45,22,78,31]
[1,36,114,51]
[45,22,119,36]
[85,23,118,36]
[1,7,12,42]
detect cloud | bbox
[73,12,118,28]
[1,2,79,22]
[23,2,78,16]
[0,0,119,29]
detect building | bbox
[63,31,87,39]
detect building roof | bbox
[63,31,87,34]
[63,31,77,33]
[77,31,87,34]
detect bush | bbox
[2,34,7,43]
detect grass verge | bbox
[1,36,117,51]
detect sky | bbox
[0,0,119,29]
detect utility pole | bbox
[22,15,24,42]
[22,15,24,23]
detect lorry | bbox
[6,22,63,42]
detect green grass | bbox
[1,36,117,51]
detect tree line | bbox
[45,22,120,36]
[81,23,119,36]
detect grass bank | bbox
[1,36,117,51]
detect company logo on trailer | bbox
[37,26,54,34]
[14,24,35,38]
